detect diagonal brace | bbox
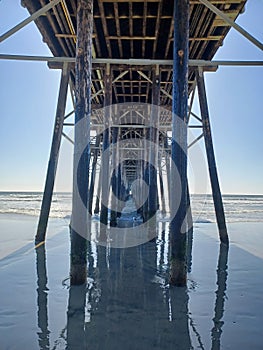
[0,0,62,43]
[199,0,263,51]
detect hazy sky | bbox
[0,1,262,194]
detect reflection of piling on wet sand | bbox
[35,244,50,350]
[32,222,234,349]
[0,216,262,348]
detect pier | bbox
[2,0,262,286]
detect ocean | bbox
[0,191,262,223]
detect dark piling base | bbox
[146,217,157,242]
[70,264,87,285]
[169,259,187,287]
[100,204,108,226]
[143,210,156,223]
[70,228,88,285]
[110,218,117,227]
[94,198,100,214]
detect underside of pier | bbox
[19,0,249,285]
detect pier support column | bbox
[94,164,101,214]
[196,67,229,245]
[100,64,112,225]
[164,134,171,213]
[142,128,150,221]
[116,163,123,217]
[137,157,144,217]
[158,157,166,214]
[169,0,189,286]
[186,183,194,272]
[148,68,160,219]
[110,126,119,226]
[35,63,70,243]
[88,134,100,214]
[70,0,93,285]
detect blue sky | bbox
[0,1,262,194]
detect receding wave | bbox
[194,219,213,223]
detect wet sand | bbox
[0,213,68,259]
[0,215,263,349]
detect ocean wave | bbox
[0,198,43,202]
[0,192,262,223]
[0,209,39,217]
[0,209,71,219]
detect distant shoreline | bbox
[1,190,263,197]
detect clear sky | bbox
[0,1,262,194]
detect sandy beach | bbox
[0,214,263,349]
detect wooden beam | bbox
[191,0,245,3]
[0,0,62,43]
[153,1,163,58]
[55,33,96,38]
[93,14,173,19]
[200,0,263,50]
[88,135,100,214]
[100,0,160,2]
[196,67,229,244]
[114,2,123,57]
[129,2,134,57]
[97,0,112,57]
[169,0,189,287]
[70,0,93,286]
[142,1,147,57]
[100,66,112,225]
[148,69,160,217]
[107,36,156,40]
[2,54,263,66]
[35,63,70,243]
[110,126,120,226]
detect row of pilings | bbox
[35,0,228,287]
